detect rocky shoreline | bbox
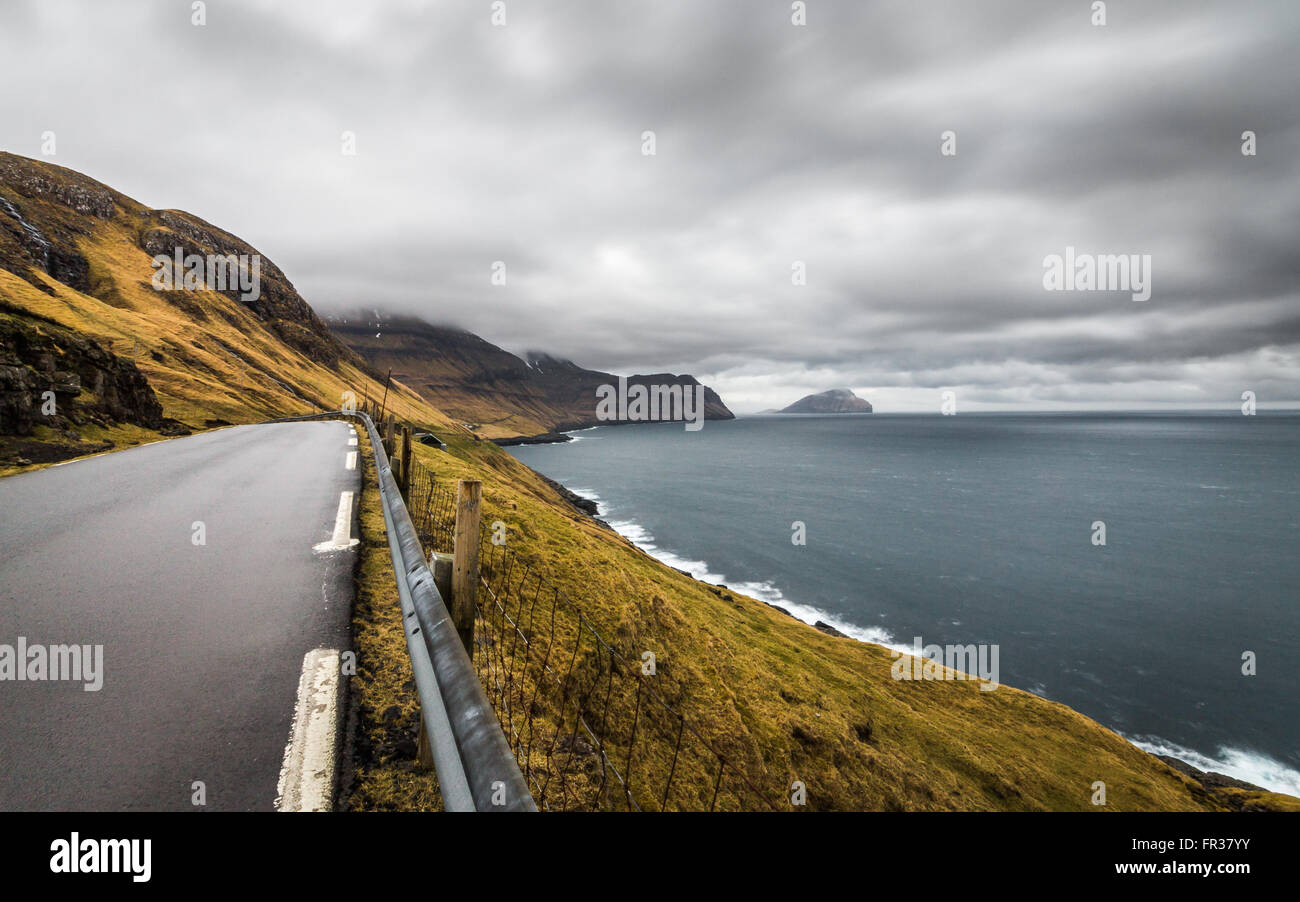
[531,470,616,531]
[492,432,572,447]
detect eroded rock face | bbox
[0,191,94,295]
[0,311,164,436]
[0,155,117,220]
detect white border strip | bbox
[275,648,342,812]
[313,491,359,552]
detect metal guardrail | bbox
[268,410,535,812]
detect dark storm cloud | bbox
[1,0,1297,410]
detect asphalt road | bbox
[0,421,359,811]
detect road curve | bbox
[0,421,359,811]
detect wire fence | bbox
[400,447,777,811]
[406,459,457,553]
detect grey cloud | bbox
[0,0,1297,411]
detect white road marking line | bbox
[345,451,357,471]
[312,491,359,552]
[348,435,357,447]
[275,648,342,812]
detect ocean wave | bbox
[563,426,601,442]
[604,516,904,652]
[567,487,601,504]
[1126,734,1300,797]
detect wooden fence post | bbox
[451,480,481,656]
[378,368,391,421]
[384,413,396,458]
[399,425,413,500]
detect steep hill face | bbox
[779,388,874,414]
[0,152,451,465]
[329,311,734,440]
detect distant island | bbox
[776,388,873,414]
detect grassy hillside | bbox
[0,152,455,465]
[2,152,1292,811]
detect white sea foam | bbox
[567,487,601,504]
[1126,734,1300,797]
[603,516,904,652]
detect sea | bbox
[506,411,1300,796]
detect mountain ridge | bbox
[327,310,734,440]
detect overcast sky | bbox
[2,0,1297,412]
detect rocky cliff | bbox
[0,305,169,436]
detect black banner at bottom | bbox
[2,811,1290,889]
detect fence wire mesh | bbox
[399,448,777,811]
[406,460,457,553]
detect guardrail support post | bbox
[384,413,396,457]
[430,551,454,603]
[416,720,434,770]
[451,480,481,656]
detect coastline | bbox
[510,430,1300,799]
[491,412,738,448]
[492,432,573,447]
[587,489,906,649]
